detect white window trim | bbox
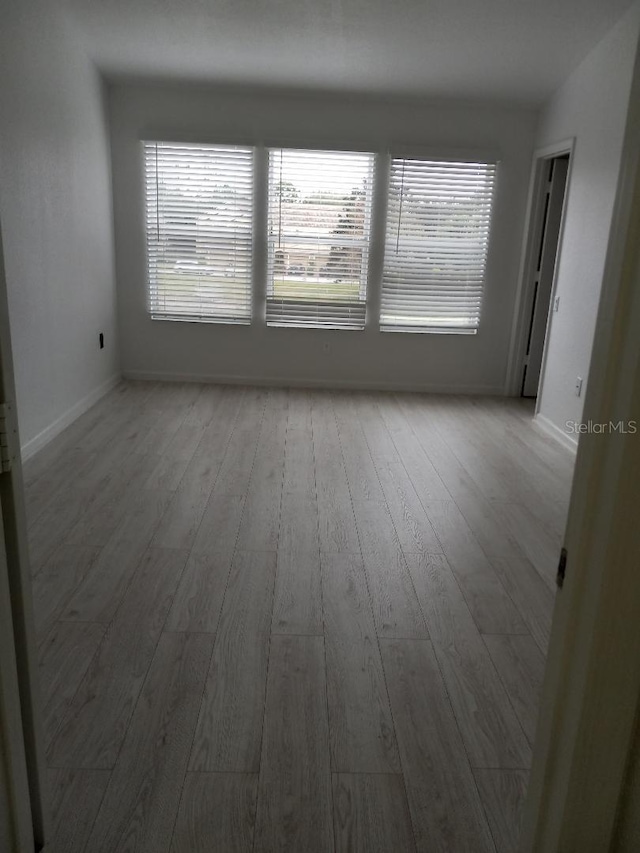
[379,153,499,335]
[143,140,255,325]
[265,147,377,330]
[140,138,500,334]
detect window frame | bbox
[379,152,499,335]
[140,138,499,335]
[142,139,255,325]
[264,146,377,330]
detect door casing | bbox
[0,219,48,850]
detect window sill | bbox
[150,314,251,325]
[266,321,365,331]
[380,325,478,335]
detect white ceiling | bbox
[61,0,635,104]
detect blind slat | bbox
[266,148,375,329]
[380,158,496,333]
[144,142,253,323]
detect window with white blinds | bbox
[144,142,253,323]
[266,148,375,328]
[380,158,496,333]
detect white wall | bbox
[535,3,640,438]
[0,0,120,456]
[109,83,537,392]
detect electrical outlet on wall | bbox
[575,376,583,397]
[553,296,560,312]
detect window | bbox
[144,142,253,323]
[266,148,375,328]
[380,158,496,333]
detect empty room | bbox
[1,0,640,851]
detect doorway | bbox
[521,151,571,398]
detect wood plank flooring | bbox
[26,381,573,852]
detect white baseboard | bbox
[123,369,504,396]
[21,373,121,461]
[534,412,579,454]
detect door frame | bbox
[0,220,47,850]
[0,490,35,852]
[505,138,574,401]
[520,39,640,852]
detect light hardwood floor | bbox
[25,381,574,852]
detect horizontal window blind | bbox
[381,159,496,333]
[266,148,375,329]
[144,142,253,323]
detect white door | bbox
[522,155,570,397]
